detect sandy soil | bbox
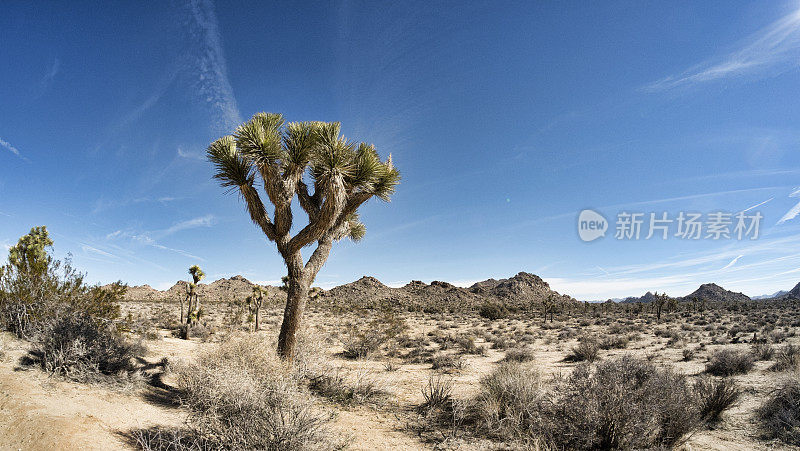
[1,303,798,450]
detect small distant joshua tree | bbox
[247,286,267,331]
[654,292,668,322]
[542,294,557,323]
[185,265,205,326]
[207,112,399,361]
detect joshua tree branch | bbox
[297,180,320,218]
[288,175,347,253]
[239,183,277,241]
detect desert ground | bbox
[2,286,799,450]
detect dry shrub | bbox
[308,365,385,405]
[564,338,599,362]
[30,312,143,382]
[471,361,545,440]
[504,347,536,363]
[340,326,384,359]
[599,334,629,350]
[430,353,465,372]
[166,334,343,450]
[752,342,775,361]
[468,357,700,450]
[771,344,800,372]
[757,374,800,445]
[705,349,754,376]
[695,375,740,423]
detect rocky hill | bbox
[679,283,751,303]
[316,271,576,312]
[119,275,282,303]
[619,291,658,304]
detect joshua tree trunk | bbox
[276,247,329,360]
[276,277,309,360]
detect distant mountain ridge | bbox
[117,275,282,303]
[119,272,577,312]
[317,271,576,311]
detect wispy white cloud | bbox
[0,136,22,157]
[104,215,215,261]
[37,57,60,95]
[644,6,800,91]
[184,0,242,131]
[92,196,182,214]
[777,187,800,224]
[161,214,216,236]
[778,201,800,224]
[177,146,205,160]
[741,197,774,213]
[720,254,744,270]
[81,244,117,259]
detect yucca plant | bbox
[207,112,399,361]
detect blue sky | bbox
[3,1,800,300]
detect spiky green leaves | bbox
[347,213,366,242]
[234,112,285,164]
[207,136,253,189]
[283,121,323,171]
[207,112,400,248]
[188,265,205,284]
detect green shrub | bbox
[479,302,508,320]
[0,227,123,338]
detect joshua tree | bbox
[185,265,205,326]
[654,292,668,322]
[248,285,267,331]
[542,294,557,323]
[207,112,399,361]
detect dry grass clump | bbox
[694,375,740,424]
[467,356,701,450]
[29,312,144,382]
[143,334,343,450]
[757,374,800,445]
[421,374,454,412]
[705,348,754,376]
